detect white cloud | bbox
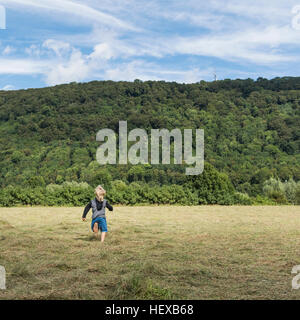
[1,0,300,85]
[164,26,300,65]
[2,46,15,55]
[1,0,137,30]
[0,58,49,74]
[102,60,214,83]
[156,0,295,26]
[43,39,71,57]
[18,39,217,85]
[45,49,89,85]
[160,12,226,31]
[25,44,41,57]
[1,85,15,90]
[89,43,115,61]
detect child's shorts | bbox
[91,217,108,232]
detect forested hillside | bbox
[0,77,299,205]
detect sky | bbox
[0,0,300,90]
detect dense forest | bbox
[0,77,299,206]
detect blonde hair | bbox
[95,185,106,201]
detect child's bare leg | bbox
[93,222,99,239]
[100,232,106,242]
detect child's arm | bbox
[106,201,113,212]
[82,201,92,221]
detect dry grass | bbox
[0,206,300,300]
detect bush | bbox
[252,195,277,205]
[0,165,258,206]
[267,191,288,204]
[45,181,93,206]
[232,192,254,205]
[185,163,235,205]
[0,182,94,207]
[295,187,300,205]
[263,177,299,204]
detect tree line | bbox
[0,77,299,205]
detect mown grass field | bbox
[0,206,300,300]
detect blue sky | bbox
[0,0,300,90]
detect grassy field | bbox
[0,206,300,300]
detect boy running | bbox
[82,185,113,242]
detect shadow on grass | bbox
[74,235,99,242]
